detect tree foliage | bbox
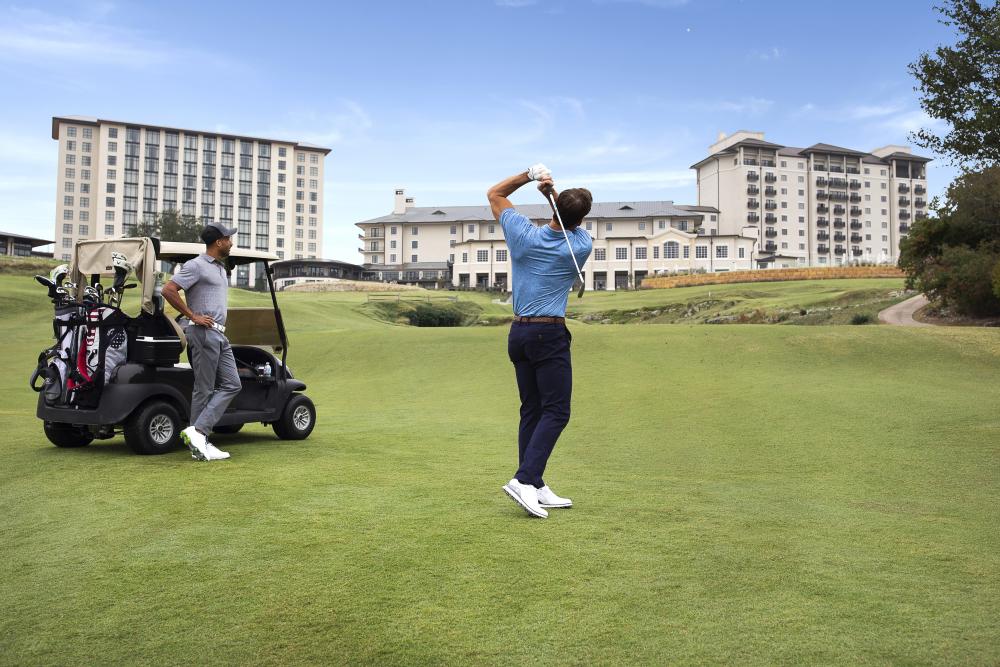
[908,0,1000,168]
[128,209,204,243]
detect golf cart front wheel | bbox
[272,394,315,440]
[124,400,181,455]
[43,421,94,448]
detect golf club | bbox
[546,191,586,299]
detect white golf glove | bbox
[527,163,551,181]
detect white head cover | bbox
[110,251,133,275]
[50,264,69,285]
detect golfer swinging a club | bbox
[488,164,593,518]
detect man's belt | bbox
[211,322,227,334]
[513,316,565,324]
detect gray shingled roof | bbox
[357,201,710,226]
[879,151,933,162]
[801,143,869,157]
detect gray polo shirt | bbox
[170,253,230,325]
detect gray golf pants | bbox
[185,325,241,434]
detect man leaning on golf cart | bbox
[161,221,242,462]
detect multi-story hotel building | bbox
[51,115,329,285]
[692,131,930,266]
[357,190,755,290]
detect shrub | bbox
[850,314,872,325]
[923,245,1000,317]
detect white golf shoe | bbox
[502,479,548,518]
[204,442,231,460]
[537,485,572,508]
[181,426,210,461]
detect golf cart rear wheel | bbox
[124,400,181,455]
[43,421,94,448]
[272,394,315,440]
[212,424,244,435]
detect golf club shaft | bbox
[546,192,585,285]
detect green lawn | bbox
[1,274,997,665]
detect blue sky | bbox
[0,0,957,261]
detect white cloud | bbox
[845,103,906,120]
[689,97,775,115]
[495,0,538,6]
[878,110,946,136]
[750,47,782,61]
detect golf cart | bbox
[30,237,316,455]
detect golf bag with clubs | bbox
[30,254,133,408]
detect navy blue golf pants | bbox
[507,322,573,488]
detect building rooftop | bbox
[0,230,53,246]
[357,201,715,226]
[51,115,332,155]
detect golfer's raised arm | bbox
[487,163,552,220]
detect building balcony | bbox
[747,213,760,223]
[747,199,759,209]
[817,245,830,254]
[849,193,862,203]
[829,165,844,173]
[744,158,758,166]
[914,185,926,195]
[850,234,863,243]
[765,228,778,238]
[817,218,829,227]
[829,192,849,202]
[747,171,759,181]
[850,207,863,217]
[898,184,910,193]
[900,210,911,220]
[899,197,911,207]
[816,177,828,187]
[833,206,846,215]
[829,178,848,188]
[817,232,830,241]
[764,201,777,210]
[764,173,777,183]
[764,242,778,252]
[846,166,860,174]
[815,164,828,172]
[850,221,863,230]
[899,224,910,233]
[764,186,777,197]
[849,180,861,189]
[852,248,864,256]
[817,204,830,214]
[762,159,776,167]
[915,198,926,208]
[747,185,759,195]
[764,213,777,223]
[834,246,847,255]
[816,191,828,200]
[834,233,847,242]
[915,211,928,220]
[833,219,846,229]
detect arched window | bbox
[665,241,679,259]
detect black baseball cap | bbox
[201,221,238,244]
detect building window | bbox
[638,222,646,231]
[78,223,88,234]
[594,248,606,261]
[389,254,396,263]
[105,224,115,236]
[66,154,75,165]
[606,223,613,231]
[696,246,708,259]
[411,254,417,262]
[450,225,457,234]
[63,209,73,221]
[658,221,665,230]
[683,246,690,258]
[66,127,77,137]
[477,249,489,262]
[310,154,318,164]
[738,247,745,258]
[665,241,679,258]
[677,221,688,231]
[63,195,73,206]
[615,247,627,260]
[390,240,396,249]
[496,249,507,262]
[390,226,397,234]
[468,224,475,233]
[411,226,418,235]
[62,238,72,248]
[411,240,418,249]
[462,253,468,263]
[66,140,76,151]
[62,223,72,234]
[635,247,647,259]
[105,210,115,221]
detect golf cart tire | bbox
[212,424,243,435]
[43,421,94,448]
[125,400,182,455]
[272,394,315,440]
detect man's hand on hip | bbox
[190,313,215,328]
[527,163,551,181]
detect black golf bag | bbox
[31,303,130,408]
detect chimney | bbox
[405,197,415,209]
[393,188,406,214]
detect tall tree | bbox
[128,209,205,243]
[908,0,1000,168]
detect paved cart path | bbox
[878,294,932,327]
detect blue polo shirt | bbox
[500,208,592,317]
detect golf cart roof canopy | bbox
[157,242,279,266]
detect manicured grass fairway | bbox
[1,275,998,665]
